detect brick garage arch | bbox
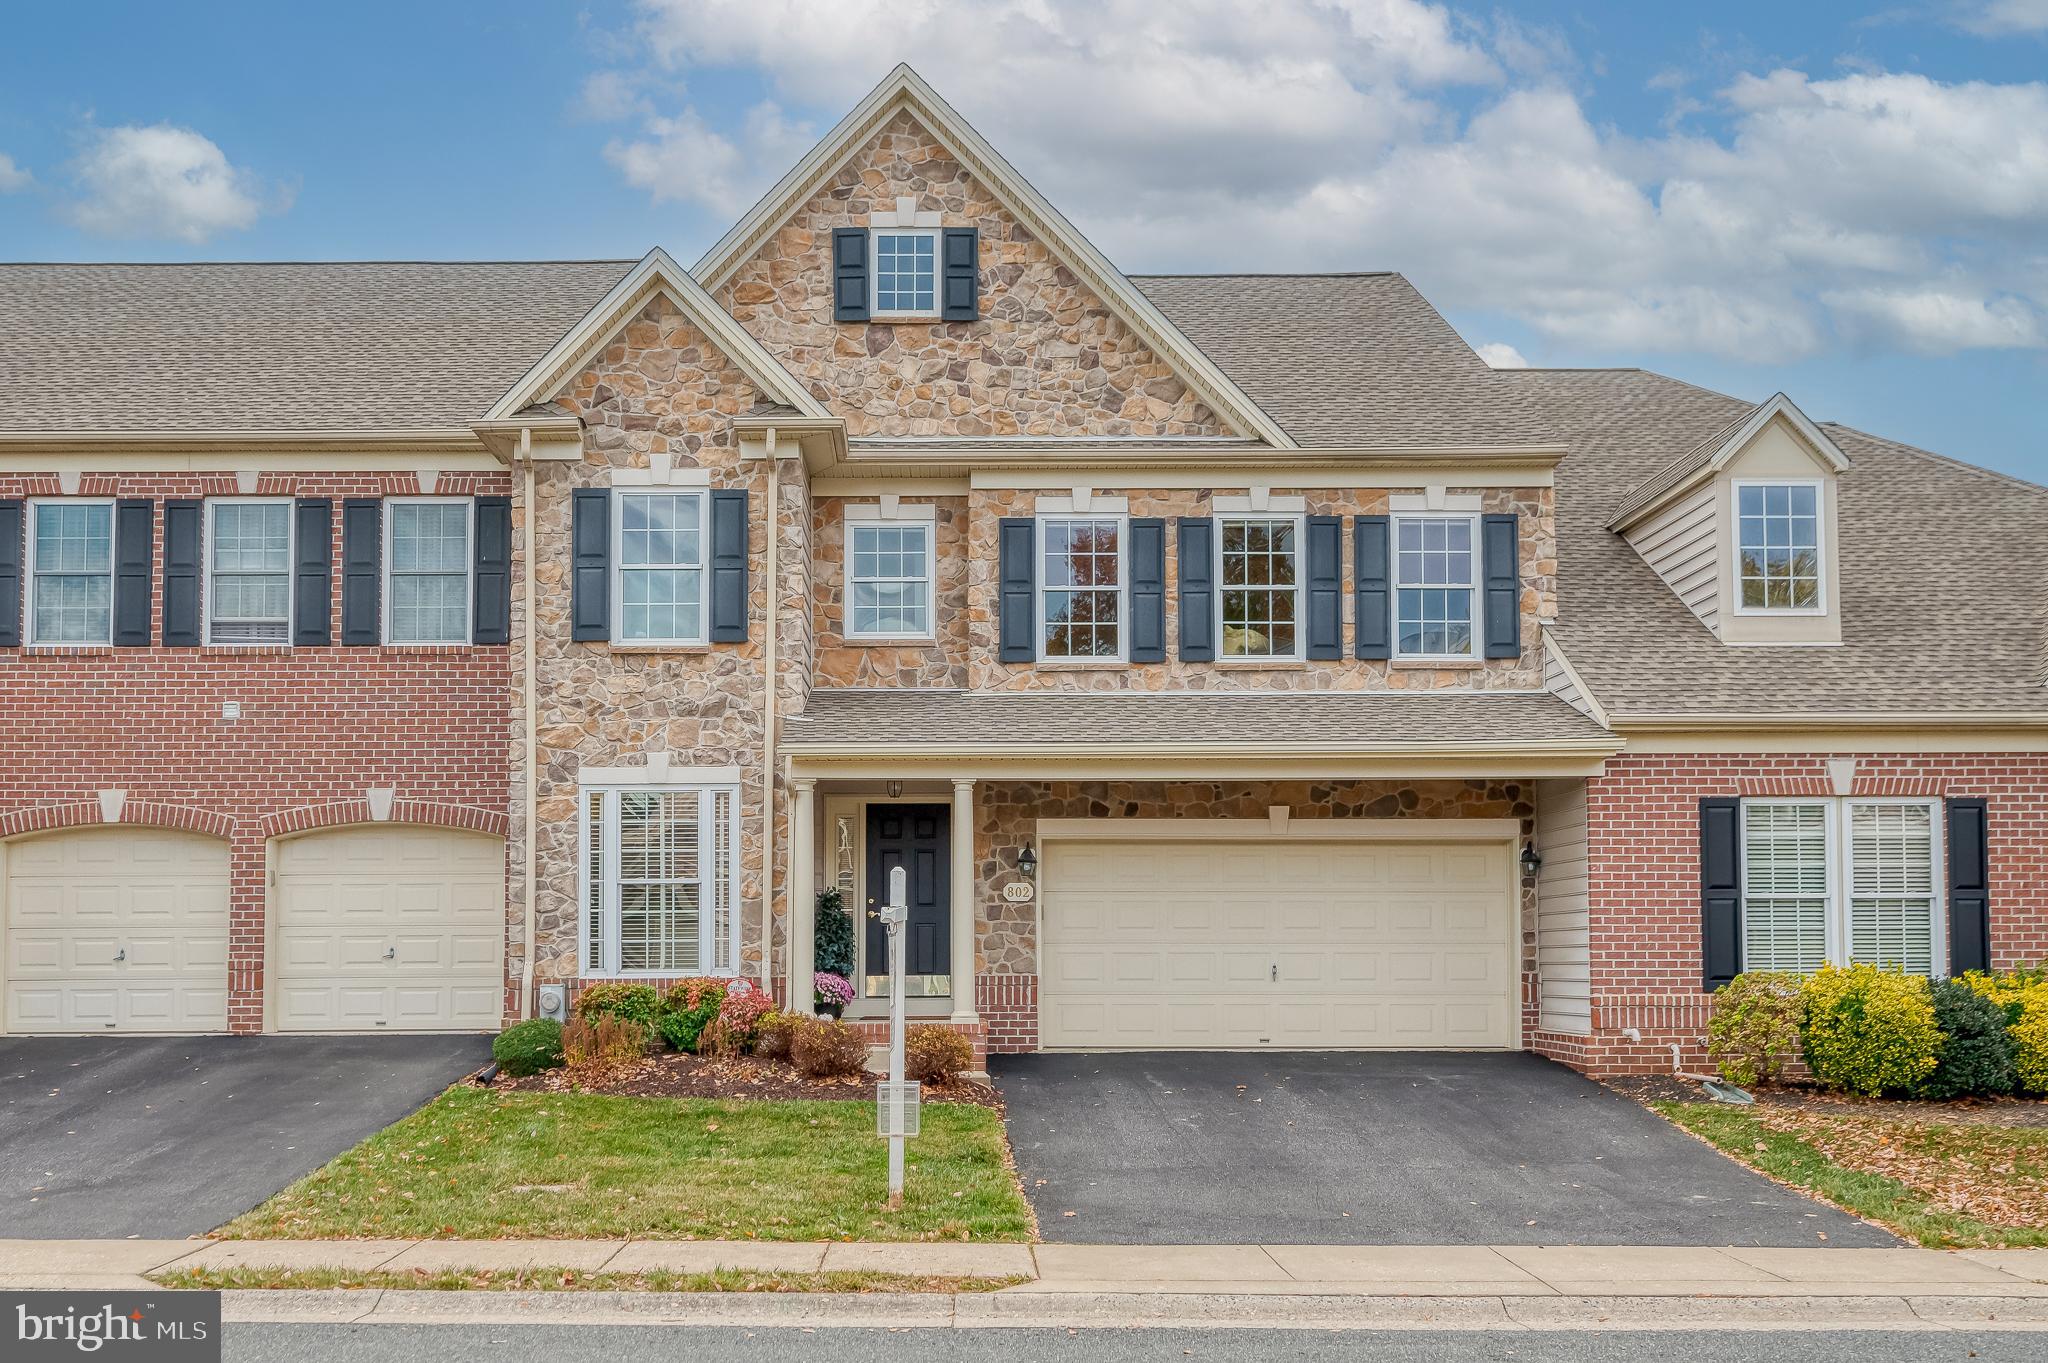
[257,799,509,842]
[0,799,234,843]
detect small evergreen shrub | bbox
[814,888,856,979]
[904,1025,974,1084]
[1917,978,2016,1100]
[574,982,659,1035]
[701,983,777,1056]
[1964,968,2048,1095]
[791,1017,869,1078]
[754,1010,799,1062]
[1798,964,1940,1097]
[654,978,728,1052]
[1706,971,1803,1087]
[492,1018,565,1077]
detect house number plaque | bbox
[1002,881,1035,903]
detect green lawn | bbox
[1656,1101,2048,1249]
[220,1087,1033,1242]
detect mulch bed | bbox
[1605,1073,2048,1127]
[482,1051,1003,1109]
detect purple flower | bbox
[812,971,855,1006]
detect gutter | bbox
[1611,711,2048,731]
[779,736,1624,762]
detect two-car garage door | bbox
[1038,835,1516,1050]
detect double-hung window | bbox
[1218,515,1301,659]
[580,782,740,977]
[27,499,114,645]
[1740,798,1944,976]
[614,490,707,646]
[1393,514,1477,659]
[206,498,292,644]
[1039,516,1124,660]
[384,497,472,645]
[1735,480,1823,612]
[871,228,937,317]
[846,520,935,639]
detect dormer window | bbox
[871,229,937,317]
[1734,480,1823,613]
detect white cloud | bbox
[596,0,2048,361]
[65,124,277,243]
[0,153,30,192]
[1952,0,2048,34]
[1475,342,1528,368]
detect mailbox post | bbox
[877,864,918,1207]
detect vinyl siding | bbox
[1623,482,1719,632]
[1535,777,1591,1035]
[1543,634,1597,723]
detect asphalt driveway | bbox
[993,1051,1897,1247]
[0,1033,490,1238]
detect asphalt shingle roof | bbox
[1508,367,2048,718]
[0,260,635,434]
[783,688,1615,748]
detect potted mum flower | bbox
[813,971,855,1019]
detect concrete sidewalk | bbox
[7,1238,2048,1301]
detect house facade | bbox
[1,67,2041,1072]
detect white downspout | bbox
[520,430,539,1019]
[760,427,779,1000]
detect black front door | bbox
[864,803,950,997]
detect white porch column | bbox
[950,777,979,1024]
[787,777,817,1012]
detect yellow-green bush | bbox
[1797,964,1939,1096]
[1962,969,2048,1096]
[1707,972,1803,1087]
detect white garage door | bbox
[4,828,230,1034]
[273,825,505,1032]
[1039,836,1515,1049]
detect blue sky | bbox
[1,1,2042,480]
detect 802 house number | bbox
[1001,881,1035,903]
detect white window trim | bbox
[1739,796,1947,975]
[1035,512,1130,663]
[1214,511,1305,662]
[1391,511,1481,662]
[844,518,938,642]
[23,496,116,646]
[1730,477,1828,617]
[578,779,743,979]
[203,496,295,647]
[381,495,473,646]
[610,488,710,647]
[868,226,941,321]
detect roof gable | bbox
[484,248,826,422]
[691,64,1295,449]
[1607,391,1849,531]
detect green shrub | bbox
[1964,969,2048,1095]
[1707,971,1803,1088]
[1916,978,2015,1100]
[492,1018,565,1077]
[574,982,659,1035]
[814,887,856,979]
[1798,964,1940,1097]
[654,978,728,1052]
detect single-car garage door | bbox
[1039,835,1515,1050]
[273,825,504,1032]
[4,827,230,1034]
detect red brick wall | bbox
[979,974,1037,1054]
[0,471,515,1032]
[1539,750,2048,1074]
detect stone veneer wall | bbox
[961,487,1554,691]
[717,112,1226,438]
[811,495,971,688]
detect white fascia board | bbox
[482,248,826,423]
[689,64,1298,451]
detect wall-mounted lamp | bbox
[1017,845,1038,880]
[1520,842,1543,878]
[886,780,903,799]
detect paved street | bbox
[0,1034,490,1237]
[994,1050,1896,1246]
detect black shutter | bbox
[111,499,154,647]
[941,227,979,321]
[833,227,870,323]
[340,498,381,646]
[161,499,202,647]
[571,488,610,642]
[0,499,23,648]
[1482,512,1521,659]
[1700,797,1743,990]
[1128,517,1165,663]
[997,517,1036,663]
[1177,517,1215,662]
[292,498,332,647]
[710,488,749,643]
[1947,798,1991,975]
[1353,515,1390,659]
[1304,514,1342,660]
[472,495,510,645]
